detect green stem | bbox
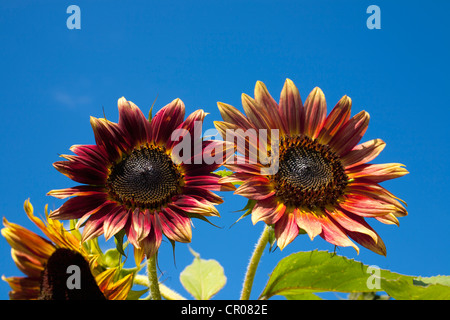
[240,225,270,300]
[134,275,187,300]
[147,254,162,300]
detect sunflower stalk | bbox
[240,225,270,300]
[147,254,162,300]
[133,274,187,300]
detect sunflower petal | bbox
[341,139,386,169]
[317,95,352,145]
[293,208,323,241]
[275,212,299,250]
[346,163,409,183]
[217,102,254,130]
[160,207,192,243]
[303,87,327,139]
[151,98,185,146]
[279,78,304,135]
[118,97,150,147]
[328,110,370,156]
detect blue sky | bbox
[1,0,449,300]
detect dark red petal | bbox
[151,98,185,146]
[118,97,150,147]
[49,194,109,220]
[47,185,107,199]
[159,207,192,243]
[53,160,107,185]
[327,111,370,157]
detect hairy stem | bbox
[147,254,162,300]
[240,225,270,300]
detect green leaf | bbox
[259,250,450,300]
[230,199,256,228]
[284,293,323,300]
[114,229,127,257]
[127,288,149,300]
[102,248,122,268]
[382,276,450,300]
[179,248,227,300]
[214,169,233,177]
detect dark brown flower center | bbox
[271,135,348,210]
[107,146,182,209]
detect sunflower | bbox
[215,79,408,255]
[48,97,234,261]
[1,200,133,300]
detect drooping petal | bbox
[279,78,304,135]
[127,209,152,247]
[275,212,299,250]
[251,197,285,225]
[341,139,386,169]
[81,205,115,242]
[103,207,129,241]
[159,207,192,243]
[171,195,220,217]
[303,87,327,139]
[326,207,378,243]
[139,213,163,258]
[345,229,387,256]
[319,214,359,253]
[293,208,323,241]
[317,95,352,145]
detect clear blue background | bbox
[1,0,449,300]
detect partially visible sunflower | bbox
[215,79,408,255]
[48,97,234,261]
[1,200,132,300]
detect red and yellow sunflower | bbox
[215,79,408,255]
[48,97,234,261]
[2,200,132,300]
